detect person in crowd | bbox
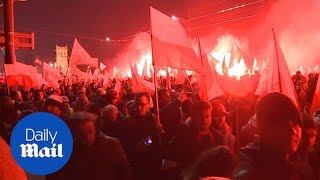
[158,88,171,108]
[12,90,23,106]
[295,114,319,180]
[61,95,75,117]
[233,92,304,180]
[86,88,94,102]
[32,89,45,112]
[183,146,237,180]
[65,85,76,103]
[210,100,235,151]
[46,111,130,180]
[44,95,71,127]
[105,89,121,106]
[0,96,19,143]
[52,88,61,96]
[118,100,129,117]
[240,114,258,147]
[160,90,189,140]
[119,92,162,180]
[99,104,122,139]
[297,78,308,111]
[71,90,90,112]
[164,100,215,180]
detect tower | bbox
[55,45,68,75]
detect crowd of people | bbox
[0,71,319,180]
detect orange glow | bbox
[228,58,247,80]
[210,51,258,80]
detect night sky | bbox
[0,0,192,61]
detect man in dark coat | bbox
[119,92,162,180]
[46,112,130,180]
[210,100,235,151]
[164,100,215,180]
[233,93,304,180]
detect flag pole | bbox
[150,6,161,125]
[272,28,282,92]
[197,33,209,101]
[3,64,10,96]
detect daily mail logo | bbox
[20,128,63,158]
[10,113,73,175]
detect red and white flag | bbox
[103,72,111,88]
[130,64,154,94]
[69,38,98,68]
[150,7,202,73]
[310,65,320,115]
[43,62,63,81]
[175,69,186,84]
[92,69,99,81]
[34,59,42,65]
[100,62,107,71]
[255,29,299,107]
[234,42,254,70]
[198,40,224,100]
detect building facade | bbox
[55,45,68,75]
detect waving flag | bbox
[150,7,202,72]
[69,38,98,68]
[100,62,107,71]
[310,66,320,115]
[255,29,299,107]
[130,64,154,94]
[198,38,224,100]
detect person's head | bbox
[158,88,171,105]
[101,105,119,123]
[183,146,237,180]
[211,100,230,128]
[61,96,70,109]
[41,84,46,90]
[118,100,129,115]
[45,95,63,116]
[86,89,94,99]
[34,90,44,101]
[72,112,97,146]
[256,93,302,155]
[14,91,22,101]
[300,114,318,153]
[26,91,34,101]
[106,89,120,106]
[191,100,212,134]
[78,91,87,102]
[53,88,61,96]
[135,92,151,117]
[96,88,106,97]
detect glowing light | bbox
[171,15,178,21]
[157,69,167,77]
[228,58,247,80]
[106,37,110,41]
[185,70,193,76]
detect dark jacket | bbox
[164,121,216,179]
[46,133,130,180]
[119,112,161,180]
[211,122,235,151]
[160,99,182,138]
[233,143,306,180]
